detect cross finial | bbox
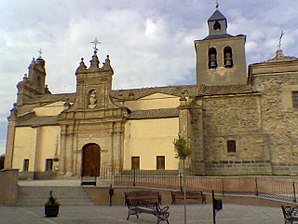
[215,0,219,9]
[38,49,43,58]
[278,30,284,50]
[91,37,100,53]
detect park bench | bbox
[171,190,206,204]
[281,205,298,224]
[125,191,170,224]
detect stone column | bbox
[72,126,79,176]
[4,105,17,169]
[109,120,124,173]
[59,125,67,175]
[33,127,42,174]
[114,129,124,172]
[65,123,75,175]
[178,96,191,173]
[190,99,205,174]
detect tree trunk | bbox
[183,159,187,224]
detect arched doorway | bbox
[82,143,101,177]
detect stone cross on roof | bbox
[91,37,100,52]
[278,30,284,50]
[38,49,43,58]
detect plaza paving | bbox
[0,203,284,224]
[8,180,286,223]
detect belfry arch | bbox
[81,143,101,177]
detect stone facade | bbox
[249,53,298,175]
[4,8,298,177]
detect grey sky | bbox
[1,0,298,155]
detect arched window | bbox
[224,46,233,68]
[213,21,221,30]
[208,48,218,69]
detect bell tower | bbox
[194,6,247,85]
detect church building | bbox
[4,7,298,179]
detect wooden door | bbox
[82,144,100,177]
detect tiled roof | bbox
[15,84,254,124]
[30,93,76,104]
[111,84,254,101]
[16,112,58,127]
[203,33,233,40]
[111,85,203,100]
[22,83,254,111]
[208,10,226,21]
[128,108,179,120]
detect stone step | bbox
[17,201,94,207]
[17,186,94,207]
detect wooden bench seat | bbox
[125,191,169,224]
[171,191,206,204]
[281,205,298,224]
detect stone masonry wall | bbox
[196,94,272,175]
[254,73,298,175]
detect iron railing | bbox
[96,168,298,203]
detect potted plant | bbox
[45,190,60,217]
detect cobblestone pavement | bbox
[0,204,284,224]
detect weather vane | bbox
[91,37,100,52]
[278,30,284,50]
[215,0,219,9]
[38,49,43,58]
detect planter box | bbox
[45,205,59,217]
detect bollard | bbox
[212,190,223,224]
[293,182,297,203]
[109,184,114,206]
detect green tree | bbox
[173,136,192,160]
[173,135,192,224]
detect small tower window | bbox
[208,48,218,69]
[23,159,29,171]
[227,140,236,153]
[292,91,298,108]
[213,21,221,30]
[224,46,233,68]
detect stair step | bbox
[17,186,94,207]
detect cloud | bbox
[1,0,298,155]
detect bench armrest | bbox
[160,205,169,212]
[292,207,298,216]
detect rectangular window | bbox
[45,159,53,171]
[156,156,165,170]
[131,156,140,170]
[227,140,236,153]
[293,91,298,108]
[23,159,29,171]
